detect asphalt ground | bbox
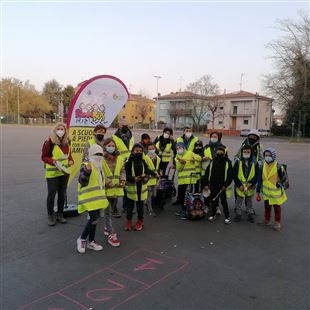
[1,125,310,310]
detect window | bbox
[135,116,138,120]
[218,120,223,125]
[220,106,224,110]
[160,103,166,110]
[243,119,249,125]
[233,106,238,114]
[122,115,126,119]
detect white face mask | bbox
[56,129,65,138]
[265,156,273,163]
[163,133,170,139]
[148,149,156,155]
[210,138,218,143]
[243,153,251,159]
[185,132,192,138]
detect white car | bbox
[258,129,273,137]
[240,129,250,137]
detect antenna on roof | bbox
[240,73,245,91]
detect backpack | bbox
[278,163,289,190]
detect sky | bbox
[1,1,309,98]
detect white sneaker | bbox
[216,207,222,215]
[77,237,86,254]
[87,241,103,251]
[108,233,120,247]
[208,215,216,222]
[224,218,232,224]
[103,227,109,236]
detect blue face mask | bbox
[148,149,156,155]
[106,146,115,154]
[265,156,273,163]
[210,138,218,143]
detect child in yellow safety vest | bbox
[144,143,161,217]
[173,142,196,220]
[256,147,287,231]
[202,145,233,224]
[77,144,109,254]
[101,138,126,247]
[233,144,259,223]
[124,143,157,231]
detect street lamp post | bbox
[153,75,162,129]
[17,88,20,125]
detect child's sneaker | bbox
[108,233,120,247]
[257,219,272,226]
[273,222,281,231]
[135,220,144,231]
[208,215,217,222]
[77,237,86,254]
[224,218,232,224]
[87,241,103,251]
[180,211,187,220]
[124,220,132,231]
[103,227,109,236]
[216,207,222,215]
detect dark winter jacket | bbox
[233,159,259,188]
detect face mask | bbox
[265,156,273,163]
[96,134,104,141]
[163,133,170,139]
[210,138,218,143]
[248,138,257,145]
[56,129,65,138]
[216,153,224,157]
[185,132,192,138]
[106,146,115,154]
[243,153,251,159]
[148,149,156,155]
[177,149,184,155]
[134,153,143,160]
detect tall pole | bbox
[6,93,9,122]
[154,75,162,128]
[17,88,20,125]
[240,73,245,91]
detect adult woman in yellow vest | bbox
[101,138,125,247]
[144,143,161,217]
[153,127,176,175]
[256,147,287,231]
[233,145,259,223]
[173,142,196,220]
[124,144,156,231]
[41,122,74,226]
[82,124,107,162]
[176,127,199,153]
[77,144,109,254]
[202,145,233,224]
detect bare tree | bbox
[137,101,149,123]
[169,102,184,129]
[186,75,220,130]
[264,12,310,134]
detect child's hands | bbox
[239,185,244,192]
[256,193,261,202]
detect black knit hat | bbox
[215,145,226,152]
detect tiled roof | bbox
[217,90,273,101]
[157,91,207,100]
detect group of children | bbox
[42,122,288,255]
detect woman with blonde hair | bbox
[41,122,74,226]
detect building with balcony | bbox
[155,90,273,131]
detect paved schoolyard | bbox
[1,125,309,310]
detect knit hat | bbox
[247,129,260,138]
[176,142,185,148]
[131,143,143,152]
[89,144,104,157]
[264,147,277,160]
[215,145,226,152]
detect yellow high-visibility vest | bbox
[176,136,198,152]
[155,137,172,162]
[45,144,69,179]
[102,156,125,198]
[235,160,256,197]
[175,150,196,185]
[144,155,161,186]
[208,160,232,198]
[125,162,148,201]
[78,162,109,213]
[262,161,287,205]
[112,135,134,161]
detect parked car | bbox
[258,129,273,137]
[240,129,250,137]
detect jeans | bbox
[146,185,157,213]
[235,194,254,215]
[103,198,117,235]
[81,210,100,242]
[46,175,69,215]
